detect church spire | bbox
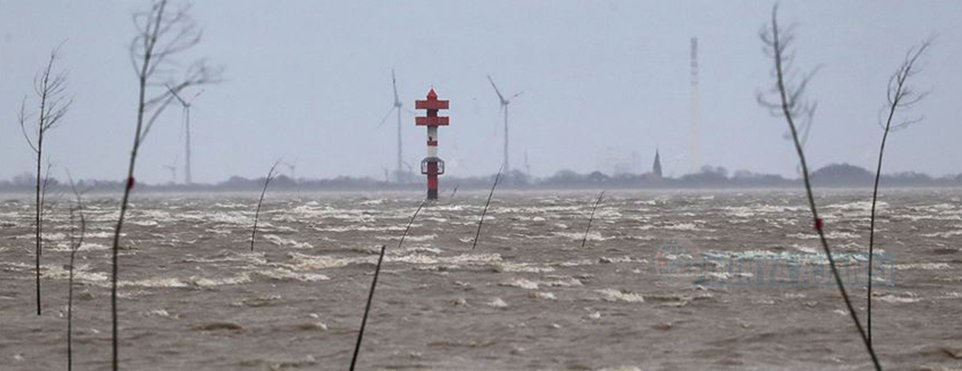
[652,148,663,179]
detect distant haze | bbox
[2,1,961,184]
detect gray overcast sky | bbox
[2,1,961,184]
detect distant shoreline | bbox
[2,183,961,199]
[2,163,960,195]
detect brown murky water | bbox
[1,189,961,370]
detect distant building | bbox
[652,149,663,179]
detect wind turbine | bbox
[524,149,531,175]
[376,69,412,183]
[167,86,204,185]
[283,158,298,183]
[163,164,177,184]
[283,158,301,198]
[486,75,523,176]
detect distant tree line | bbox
[3,163,961,192]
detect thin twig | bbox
[396,201,425,256]
[472,166,504,250]
[759,5,880,369]
[867,39,931,347]
[349,244,387,371]
[66,174,86,371]
[251,160,281,252]
[581,191,605,248]
[350,201,425,370]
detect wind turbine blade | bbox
[188,89,205,104]
[392,69,400,105]
[509,91,524,101]
[494,105,503,137]
[165,83,188,106]
[486,75,505,102]
[403,107,416,116]
[376,106,396,129]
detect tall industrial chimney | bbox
[689,37,701,174]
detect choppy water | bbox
[1,189,961,370]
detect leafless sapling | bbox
[350,200,425,370]
[757,5,880,369]
[581,191,605,248]
[110,0,221,368]
[18,45,72,316]
[251,160,281,252]
[867,40,931,347]
[472,165,504,250]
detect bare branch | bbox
[881,38,933,133]
[40,162,53,212]
[139,93,178,143]
[111,1,221,368]
[32,46,73,135]
[890,115,925,132]
[65,170,86,371]
[581,191,605,248]
[136,15,220,140]
[866,38,932,349]
[759,16,820,149]
[472,165,504,250]
[144,61,222,108]
[758,5,881,369]
[250,159,282,252]
[19,98,39,154]
[20,44,70,316]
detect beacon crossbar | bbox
[415,88,449,200]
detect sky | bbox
[1,1,961,184]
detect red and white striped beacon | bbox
[415,88,449,200]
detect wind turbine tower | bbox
[168,86,203,185]
[163,165,177,184]
[377,69,410,183]
[486,75,523,176]
[689,37,701,174]
[524,149,531,175]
